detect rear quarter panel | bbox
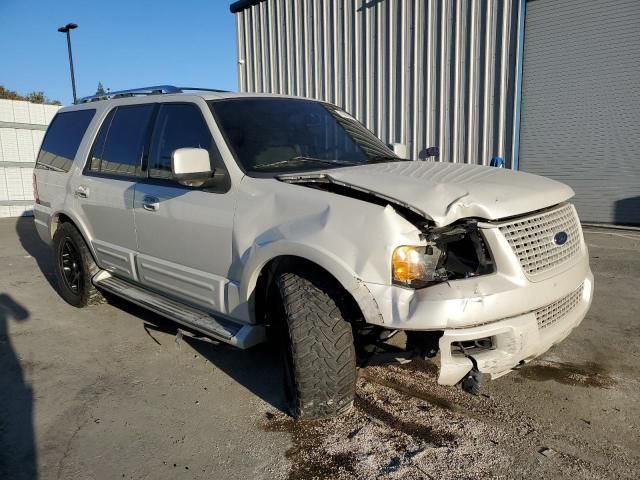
[33,104,105,246]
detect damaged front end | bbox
[391,221,495,289]
[280,173,503,390]
[278,171,592,394]
[279,172,495,290]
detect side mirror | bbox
[171,148,213,186]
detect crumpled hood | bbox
[282,161,574,226]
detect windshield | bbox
[208,98,404,175]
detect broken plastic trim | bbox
[453,338,495,353]
[391,222,495,289]
[424,221,495,284]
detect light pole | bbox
[57,23,78,103]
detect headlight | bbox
[392,246,427,285]
[392,245,440,288]
[392,222,494,289]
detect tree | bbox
[0,85,61,105]
[95,82,106,95]
[24,92,46,104]
[0,86,21,101]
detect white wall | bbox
[0,99,60,218]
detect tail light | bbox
[33,172,40,205]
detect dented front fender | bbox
[231,176,425,323]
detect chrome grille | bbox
[535,284,584,329]
[499,203,582,279]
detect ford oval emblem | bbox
[554,231,568,246]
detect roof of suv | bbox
[185,91,307,101]
[72,85,315,108]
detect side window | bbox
[148,103,215,180]
[89,104,154,177]
[88,109,115,171]
[36,109,95,172]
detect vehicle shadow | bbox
[0,294,37,480]
[15,216,56,291]
[108,296,288,415]
[14,217,289,415]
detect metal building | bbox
[230,0,640,225]
[518,0,639,226]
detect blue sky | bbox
[0,0,238,105]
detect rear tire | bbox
[274,266,357,419]
[52,222,104,307]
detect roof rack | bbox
[76,85,231,104]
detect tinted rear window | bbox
[89,104,155,177]
[36,109,95,172]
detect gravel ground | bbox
[262,356,634,480]
[1,217,639,479]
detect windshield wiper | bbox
[291,156,361,166]
[253,156,360,170]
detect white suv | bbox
[33,86,593,418]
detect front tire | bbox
[274,267,357,419]
[52,222,104,307]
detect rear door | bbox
[133,102,235,314]
[75,104,155,280]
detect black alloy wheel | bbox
[52,222,104,307]
[59,237,83,294]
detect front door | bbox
[133,102,235,314]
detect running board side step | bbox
[92,272,266,349]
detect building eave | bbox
[229,0,266,14]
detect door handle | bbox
[142,195,160,212]
[74,185,89,198]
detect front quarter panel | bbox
[231,176,425,323]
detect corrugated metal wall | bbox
[0,100,59,218]
[233,0,523,166]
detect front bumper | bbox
[362,215,594,385]
[438,270,593,384]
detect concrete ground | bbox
[0,216,638,479]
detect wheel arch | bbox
[240,245,384,327]
[49,210,99,264]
